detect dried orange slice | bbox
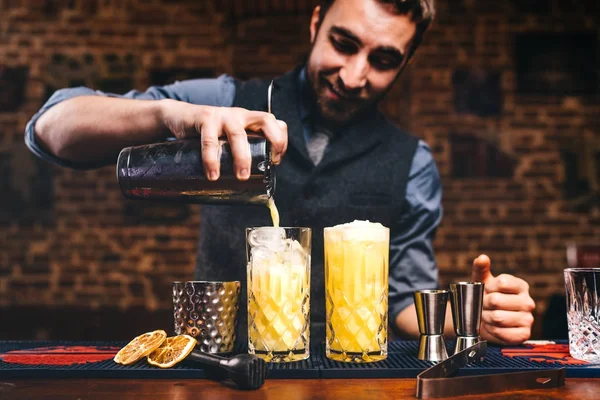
[146,334,197,368]
[114,330,167,365]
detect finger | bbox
[259,116,287,165]
[472,254,492,283]
[484,292,536,312]
[246,112,288,164]
[481,309,534,328]
[480,323,532,346]
[200,118,221,181]
[275,120,288,161]
[223,119,251,180]
[485,274,530,295]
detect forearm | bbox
[394,302,455,339]
[34,96,171,163]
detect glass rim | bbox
[414,289,449,294]
[449,281,484,286]
[564,268,600,273]
[245,227,311,231]
[323,225,390,231]
[173,280,241,285]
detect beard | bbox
[306,65,399,128]
[310,73,373,126]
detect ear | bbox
[310,5,321,43]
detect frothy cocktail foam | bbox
[325,220,389,242]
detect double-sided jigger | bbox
[449,282,484,356]
[414,289,449,362]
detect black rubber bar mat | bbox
[0,340,597,379]
[320,341,599,378]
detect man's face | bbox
[306,0,417,125]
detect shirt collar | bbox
[297,66,335,139]
[297,66,317,125]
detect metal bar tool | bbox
[416,341,565,399]
[449,282,484,355]
[414,290,449,361]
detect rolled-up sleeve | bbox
[25,75,236,169]
[388,140,443,325]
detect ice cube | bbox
[283,250,306,268]
[251,245,276,264]
[248,227,286,251]
[288,239,306,254]
[281,239,307,267]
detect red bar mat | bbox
[0,341,320,379]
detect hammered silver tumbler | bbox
[173,281,241,353]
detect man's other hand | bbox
[472,254,536,345]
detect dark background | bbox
[0,0,599,341]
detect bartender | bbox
[25,0,535,344]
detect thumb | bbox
[472,254,493,283]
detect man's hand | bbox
[472,254,536,345]
[161,100,288,181]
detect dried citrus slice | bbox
[146,334,197,368]
[114,330,167,365]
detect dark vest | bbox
[195,67,419,343]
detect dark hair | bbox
[318,0,436,62]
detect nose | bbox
[338,55,368,93]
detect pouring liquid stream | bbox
[267,197,280,228]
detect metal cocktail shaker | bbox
[116,133,275,205]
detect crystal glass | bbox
[246,227,311,362]
[324,223,389,363]
[564,268,600,363]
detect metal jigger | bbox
[414,290,449,361]
[449,282,485,355]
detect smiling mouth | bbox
[323,81,364,104]
[326,85,342,101]
[322,80,342,100]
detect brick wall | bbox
[0,0,598,339]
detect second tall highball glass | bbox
[324,221,390,363]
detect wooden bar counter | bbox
[1,377,598,399]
